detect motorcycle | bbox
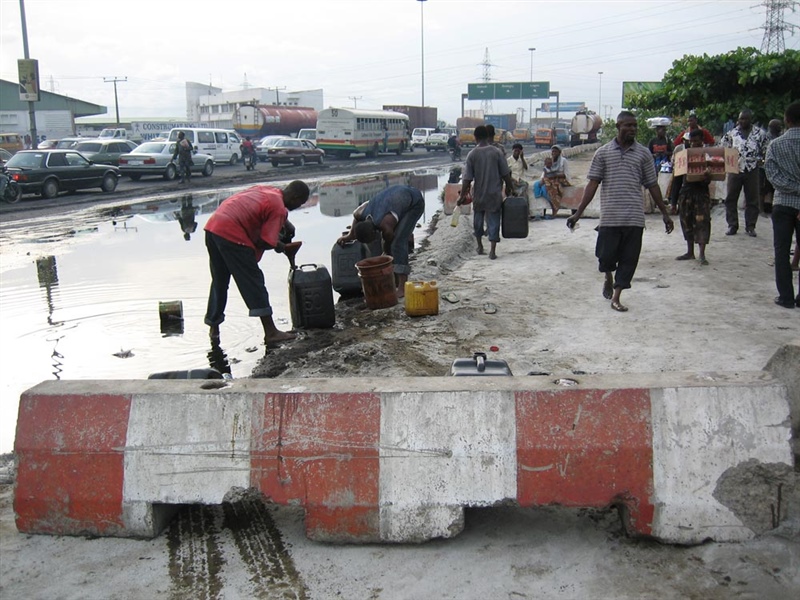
[449,145,462,162]
[1,167,22,204]
[244,150,258,171]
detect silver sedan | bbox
[118,142,215,181]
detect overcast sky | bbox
[0,0,795,125]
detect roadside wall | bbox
[14,370,794,544]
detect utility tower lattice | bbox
[760,0,798,53]
[480,48,493,115]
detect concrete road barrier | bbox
[14,371,793,544]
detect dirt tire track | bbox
[223,494,308,599]
[167,505,225,600]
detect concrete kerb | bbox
[13,370,794,544]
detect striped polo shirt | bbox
[588,138,658,227]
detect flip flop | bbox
[611,300,628,312]
[483,303,497,314]
[443,292,460,304]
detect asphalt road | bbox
[0,148,458,221]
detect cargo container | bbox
[382,105,437,132]
[485,114,517,133]
[456,116,484,131]
[232,105,317,139]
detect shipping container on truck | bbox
[232,105,317,139]
[485,114,517,133]
[382,105,437,132]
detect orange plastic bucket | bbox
[356,256,398,309]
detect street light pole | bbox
[418,0,427,107]
[597,71,603,115]
[528,47,536,129]
[104,76,127,125]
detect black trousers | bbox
[724,169,760,231]
[595,226,644,290]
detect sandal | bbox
[483,302,498,314]
[443,292,460,304]
[611,300,628,312]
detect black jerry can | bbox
[288,264,336,329]
[501,196,529,239]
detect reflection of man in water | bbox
[175,195,198,241]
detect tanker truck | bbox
[232,105,317,139]
[569,110,602,147]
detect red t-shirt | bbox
[205,186,287,261]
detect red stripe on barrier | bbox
[516,388,654,536]
[14,392,131,535]
[251,392,381,541]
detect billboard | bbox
[468,82,550,100]
[621,82,663,108]
[18,59,40,102]
[541,102,586,113]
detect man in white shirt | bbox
[507,143,529,197]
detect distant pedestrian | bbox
[541,145,571,218]
[337,184,425,298]
[204,181,310,344]
[172,131,194,184]
[648,125,674,172]
[458,125,514,260]
[507,143,529,198]
[673,112,715,147]
[567,111,674,312]
[764,101,800,309]
[675,129,712,266]
[721,108,769,237]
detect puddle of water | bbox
[0,169,447,453]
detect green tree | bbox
[627,48,800,134]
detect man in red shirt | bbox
[673,113,715,147]
[204,181,310,344]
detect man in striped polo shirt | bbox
[567,111,674,312]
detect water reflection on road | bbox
[0,168,445,452]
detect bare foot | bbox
[675,253,695,261]
[700,257,709,266]
[209,324,220,340]
[602,281,613,300]
[489,250,497,260]
[265,330,296,345]
[476,241,485,255]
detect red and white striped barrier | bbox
[14,372,792,544]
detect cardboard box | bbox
[673,147,739,182]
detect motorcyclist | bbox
[241,136,257,168]
[447,133,461,159]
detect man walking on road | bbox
[172,131,194,184]
[764,101,800,309]
[722,109,769,237]
[567,111,674,312]
[458,125,514,260]
[204,181,310,344]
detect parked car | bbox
[256,135,291,162]
[72,139,138,165]
[37,139,59,149]
[425,133,450,152]
[4,149,120,199]
[266,138,325,167]
[0,148,12,163]
[118,142,215,181]
[55,137,88,149]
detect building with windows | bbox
[187,82,323,129]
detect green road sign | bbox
[468,83,493,99]
[521,82,549,99]
[468,82,550,100]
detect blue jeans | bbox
[772,204,800,304]
[390,189,425,275]
[473,209,501,243]
[533,180,549,200]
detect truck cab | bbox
[534,128,554,148]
